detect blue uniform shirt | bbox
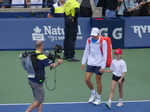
[29,50,52,83]
[49,2,64,18]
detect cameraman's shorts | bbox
[29,80,45,103]
[86,65,103,75]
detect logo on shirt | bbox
[31,25,82,42]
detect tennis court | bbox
[0,48,150,111]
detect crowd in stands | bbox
[0,0,150,17]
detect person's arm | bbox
[102,60,113,73]
[25,0,30,5]
[104,70,113,73]
[101,40,107,69]
[47,13,53,18]
[1,0,9,8]
[118,72,125,83]
[118,61,127,83]
[81,39,90,70]
[117,0,123,10]
[131,1,146,11]
[47,6,54,18]
[99,39,107,73]
[73,8,80,22]
[49,59,63,68]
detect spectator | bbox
[80,0,92,17]
[53,0,59,3]
[11,0,29,8]
[1,0,12,8]
[0,0,2,8]
[105,0,122,17]
[47,0,65,18]
[43,0,53,8]
[117,0,145,16]
[139,0,150,16]
[30,0,43,8]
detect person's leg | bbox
[84,72,97,103]
[37,102,43,112]
[63,18,70,59]
[92,74,102,105]
[118,81,124,100]
[105,80,117,108]
[68,22,77,58]
[30,0,37,8]
[84,72,94,90]
[95,75,102,95]
[109,80,117,100]
[37,0,43,8]
[25,101,41,112]
[26,80,44,112]
[116,81,124,107]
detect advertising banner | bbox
[122,17,150,48]
[0,18,91,50]
[91,18,125,49]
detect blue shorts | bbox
[86,65,103,75]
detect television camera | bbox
[43,45,63,63]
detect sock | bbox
[119,98,122,102]
[91,89,96,95]
[97,94,101,100]
[108,99,112,103]
[97,95,101,99]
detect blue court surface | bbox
[0,100,150,112]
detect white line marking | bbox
[0,100,150,106]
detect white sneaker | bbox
[88,94,96,103]
[116,102,123,107]
[105,102,111,108]
[93,98,101,105]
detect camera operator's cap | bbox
[114,48,122,55]
[90,28,100,36]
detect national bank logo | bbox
[32,26,83,42]
[32,26,45,41]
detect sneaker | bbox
[105,102,111,108]
[68,57,80,62]
[116,102,123,107]
[93,98,101,105]
[88,94,96,103]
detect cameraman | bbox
[25,41,62,112]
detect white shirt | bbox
[110,59,127,77]
[12,0,24,4]
[82,37,107,69]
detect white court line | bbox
[0,100,150,106]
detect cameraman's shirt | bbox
[28,50,52,83]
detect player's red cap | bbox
[114,48,122,54]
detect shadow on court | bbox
[0,101,150,112]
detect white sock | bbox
[119,98,122,102]
[97,94,101,100]
[91,89,96,95]
[108,99,112,103]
